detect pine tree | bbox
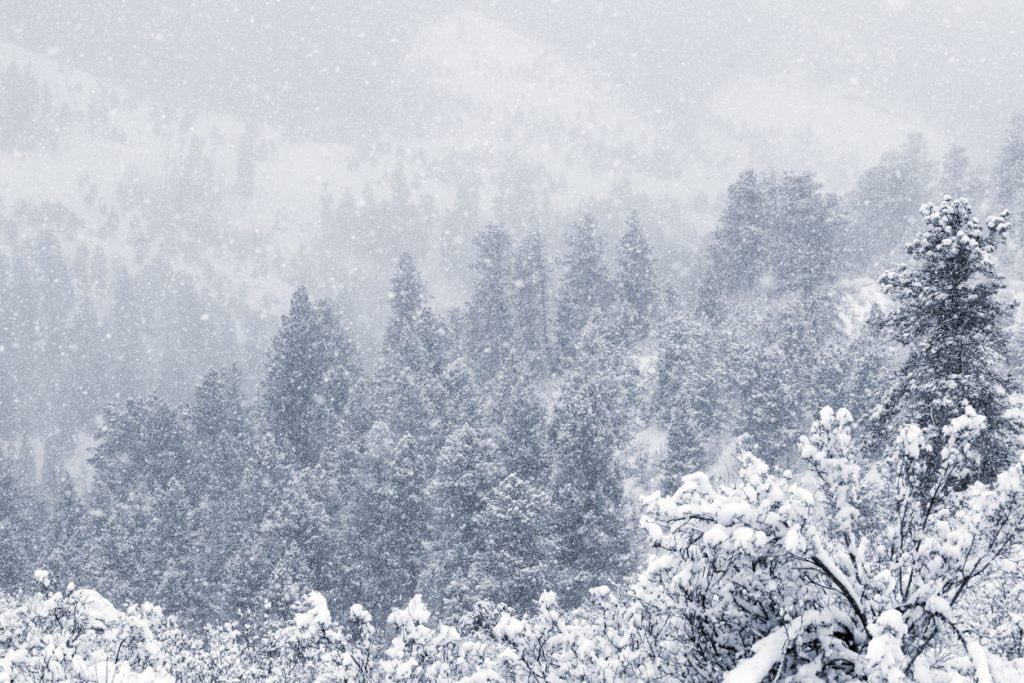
[724,296,845,467]
[466,226,514,381]
[91,395,188,496]
[262,286,359,467]
[844,134,933,268]
[839,306,897,422]
[996,113,1024,214]
[654,315,720,434]
[184,367,263,615]
[243,466,339,615]
[363,253,452,456]
[39,460,84,587]
[419,424,506,615]
[615,210,659,342]
[511,231,552,377]
[191,366,248,441]
[877,196,1022,483]
[697,169,764,316]
[467,473,558,612]
[81,397,190,609]
[0,445,35,591]
[384,253,447,376]
[436,358,481,433]
[737,336,805,466]
[771,172,843,295]
[348,425,427,618]
[937,143,978,202]
[697,170,843,315]
[217,432,291,620]
[555,215,611,363]
[366,360,443,454]
[486,359,549,483]
[548,365,630,602]
[662,411,707,491]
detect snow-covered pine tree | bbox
[697,169,764,317]
[877,196,1022,483]
[90,395,187,499]
[653,314,720,433]
[79,397,194,613]
[485,358,549,484]
[419,424,506,615]
[367,253,452,454]
[838,305,898,422]
[548,352,631,602]
[844,134,933,269]
[191,366,248,442]
[697,169,843,315]
[217,431,292,619]
[555,215,611,364]
[996,113,1024,215]
[615,209,659,342]
[662,410,708,490]
[771,171,843,295]
[467,473,558,612]
[347,425,427,618]
[435,358,481,434]
[466,225,514,381]
[183,368,303,620]
[0,444,35,591]
[384,253,447,377]
[511,230,552,378]
[261,286,359,467]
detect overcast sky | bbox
[3,1,1022,166]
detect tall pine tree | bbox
[996,113,1024,215]
[466,226,514,381]
[262,286,359,467]
[555,215,611,363]
[548,363,630,602]
[511,231,552,377]
[615,209,659,342]
[877,196,1022,484]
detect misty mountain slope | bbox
[1,8,953,241]
[708,72,949,191]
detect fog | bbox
[2,2,1024,680]
[8,2,1022,151]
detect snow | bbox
[969,641,994,683]
[708,73,946,193]
[701,523,729,545]
[988,653,1024,683]
[2,6,1024,682]
[72,589,121,628]
[388,594,431,629]
[348,603,372,624]
[294,591,332,632]
[32,569,50,588]
[493,614,526,640]
[722,623,789,683]
[634,425,668,456]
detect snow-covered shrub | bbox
[0,571,173,682]
[379,595,465,681]
[635,405,1024,680]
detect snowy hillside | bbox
[5,4,1024,681]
